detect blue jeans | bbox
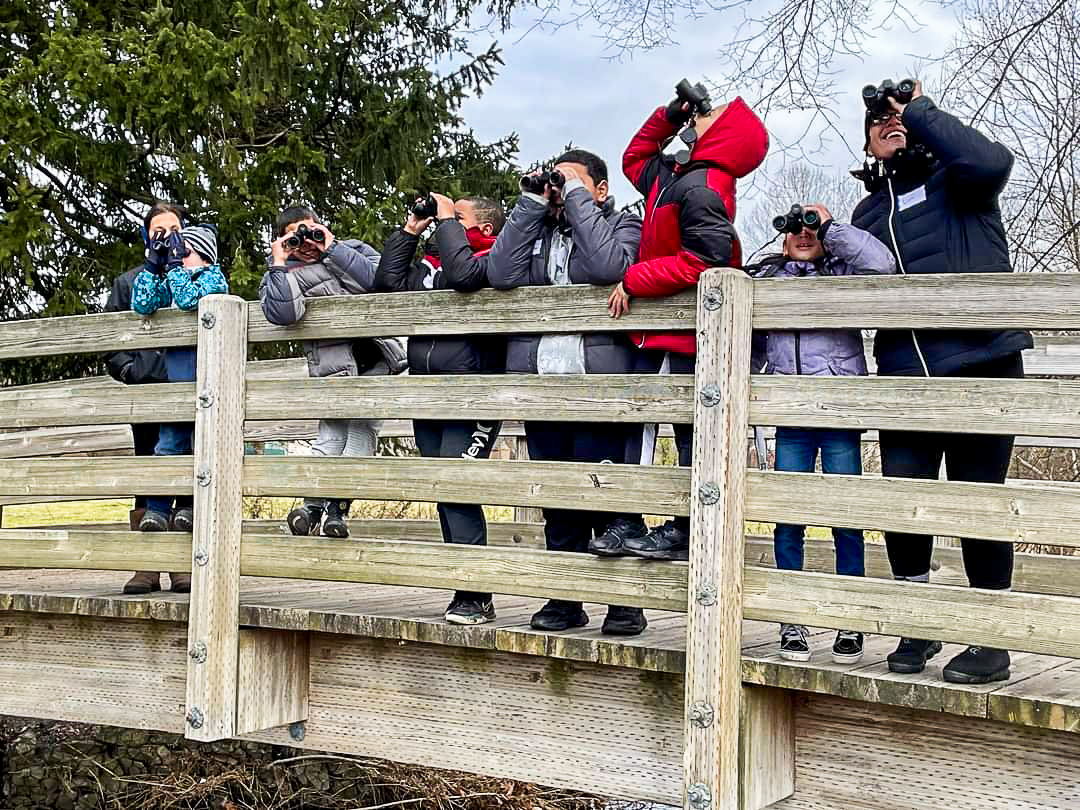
[146,422,194,516]
[773,427,865,577]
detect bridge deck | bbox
[0,568,1075,736]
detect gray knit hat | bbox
[182,224,219,264]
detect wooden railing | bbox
[0,272,1079,809]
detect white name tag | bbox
[897,185,927,211]
[532,238,544,256]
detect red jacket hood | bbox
[685,96,769,178]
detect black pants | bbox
[630,350,696,533]
[414,418,501,601]
[524,421,643,555]
[880,353,1023,590]
[131,422,161,511]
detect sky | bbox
[456,0,962,230]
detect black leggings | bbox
[880,353,1023,590]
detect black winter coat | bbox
[851,95,1032,376]
[375,223,504,374]
[104,268,168,385]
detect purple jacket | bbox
[749,222,896,376]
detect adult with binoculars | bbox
[375,192,507,627]
[260,206,406,540]
[487,148,650,638]
[852,78,1032,685]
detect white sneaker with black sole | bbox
[832,629,864,664]
[779,623,811,661]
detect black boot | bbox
[287,503,323,536]
[602,606,647,636]
[622,520,689,560]
[322,499,351,538]
[530,600,589,631]
[589,518,648,557]
[943,646,1011,684]
[886,638,943,674]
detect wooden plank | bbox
[240,534,687,611]
[0,308,199,359]
[244,518,547,548]
[0,529,190,572]
[743,566,1080,658]
[750,375,1080,438]
[235,629,309,735]
[989,659,1080,733]
[683,268,755,810]
[243,634,685,804]
[246,374,695,423]
[752,273,1080,330]
[746,471,1080,549]
[243,456,692,515]
[512,438,545,524]
[185,294,248,742]
[0,424,133,457]
[773,694,1080,810]
[0,456,196,498]
[247,286,696,344]
[0,382,194,429]
[738,686,794,810]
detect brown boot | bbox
[123,571,160,595]
[169,573,192,593]
[129,508,146,532]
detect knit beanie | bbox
[182,224,219,264]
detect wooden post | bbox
[683,269,754,810]
[185,295,248,742]
[513,436,544,524]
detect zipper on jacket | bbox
[794,330,802,375]
[425,341,435,374]
[886,175,931,377]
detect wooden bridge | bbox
[0,269,1079,809]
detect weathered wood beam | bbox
[235,629,309,735]
[0,424,133,457]
[751,273,1080,330]
[0,308,199,359]
[0,457,196,497]
[0,382,194,428]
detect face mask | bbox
[465,226,496,253]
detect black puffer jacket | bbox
[104,267,168,384]
[851,95,1032,376]
[375,222,504,374]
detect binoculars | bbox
[675,78,712,117]
[283,223,326,251]
[772,205,821,235]
[861,78,916,117]
[519,169,565,195]
[412,195,438,220]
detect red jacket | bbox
[622,97,768,354]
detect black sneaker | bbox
[530,600,589,632]
[832,630,864,664]
[138,510,170,532]
[445,596,496,625]
[589,518,648,557]
[287,504,323,537]
[322,500,351,538]
[942,646,1011,684]
[622,521,689,561]
[602,606,648,636]
[170,507,194,533]
[887,638,943,674]
[779,623,811,662]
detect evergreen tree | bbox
[0,0,519,381]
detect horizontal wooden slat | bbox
[743,566,1080,658]
[0,457,195,498]
[243,456,692,515]
[746,471,1080,549]
[0,382,194,428]
[0,308,198,360]
[0,425,133,458]
[246,287,697,344]
[751,273,1080,330]
[750,376,1080,438]
[0,529,190,571]
[240,534,686,611]
[246,374,695,423]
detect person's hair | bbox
[461,197,506,235]
[275,205,322,237]
[554,149,608,185]
[143,201,187,232]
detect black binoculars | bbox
[283,223,326,251]
[772,205,821,235]
[519,169,566,195]
[675,78,712,116]
[412,195,438,219]
[861,78,916,117]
